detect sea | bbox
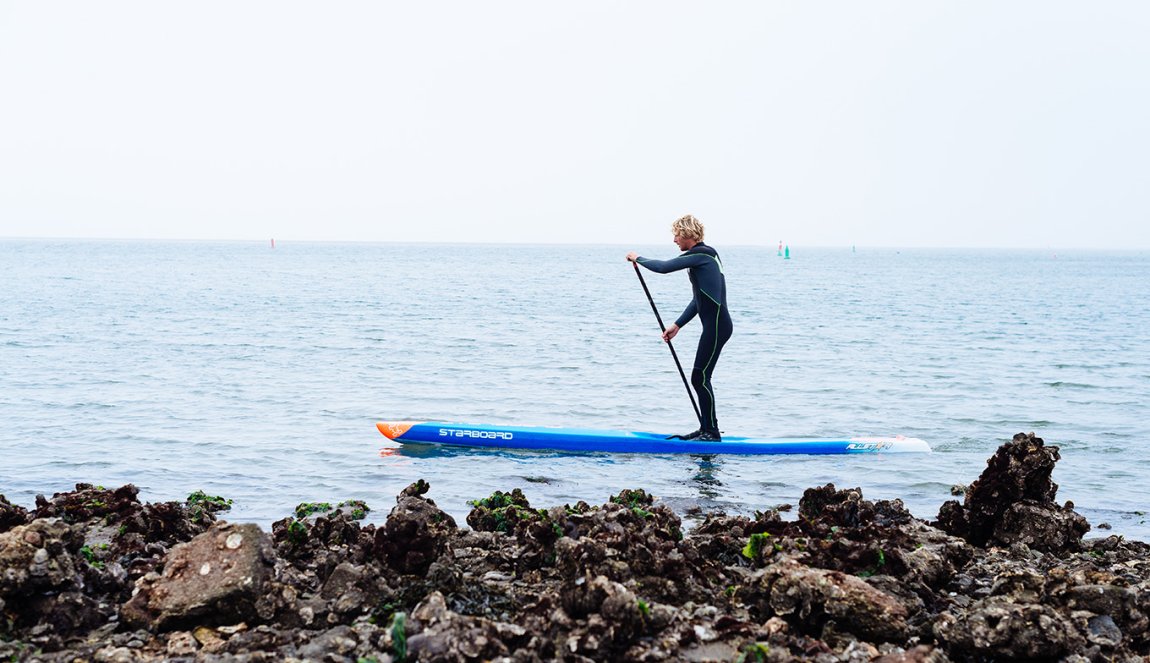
[2,240,1148,541]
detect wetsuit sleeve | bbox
[675,300,698,327]
[635,253,708,274]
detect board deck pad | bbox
[377,421,930,455]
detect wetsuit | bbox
[636,243,733,435]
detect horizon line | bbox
[1,235,1146,252]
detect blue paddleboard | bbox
[377,421,930,455]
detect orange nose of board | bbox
[376,422,416,440]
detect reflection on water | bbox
[690,454,723,499]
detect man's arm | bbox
[631,253,708,274]
[674,299,698,328]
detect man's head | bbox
[671,214,704,250]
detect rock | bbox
[934,597,1085,659]
[406,591,513,661]
[466,488,534,533]
[1060,583,1149,641]
[560,574,647,646]
[799,484,867,527]
[26,591,109,637]
[192,625,227,652]
[94,646,137,663]
[296,624,359,659]
[678,641,740,662]
[165,630,199,656]
[893,521,974,590]
[373,481,458,575]
[0,495,29,533]
[0,518,82,597]
[121,522,275,631]
[1085,613,1123,648]
[320,561,365,599]
[466,489,569,573]
[1063,583,1136,615]
[743,558,909,642]
[935,432,1090,551]
[993,501,1090,554]
[873,644,949,662]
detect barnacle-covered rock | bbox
[935,432,1089,552]
[121,522,276,631]
[373,480,458,575]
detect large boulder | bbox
[935,432,1089,552]
[121,522,275,631]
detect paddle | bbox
[631,261,704,428]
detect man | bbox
[627,215,733,441]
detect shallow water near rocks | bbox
[2,240,1148,539]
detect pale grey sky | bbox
[1,2,1147,248]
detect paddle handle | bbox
[632,261,704,428]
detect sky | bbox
[1,2,1148,249]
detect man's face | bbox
[673,233,693,251]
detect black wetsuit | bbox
[636,243,733,434]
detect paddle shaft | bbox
[631,261,704,427]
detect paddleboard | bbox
[377,421,930,455]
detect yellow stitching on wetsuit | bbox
[699,304,723,430]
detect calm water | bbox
[2,240,1148,540]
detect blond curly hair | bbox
[671,215,705,242]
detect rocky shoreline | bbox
[2,432,1148,662]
